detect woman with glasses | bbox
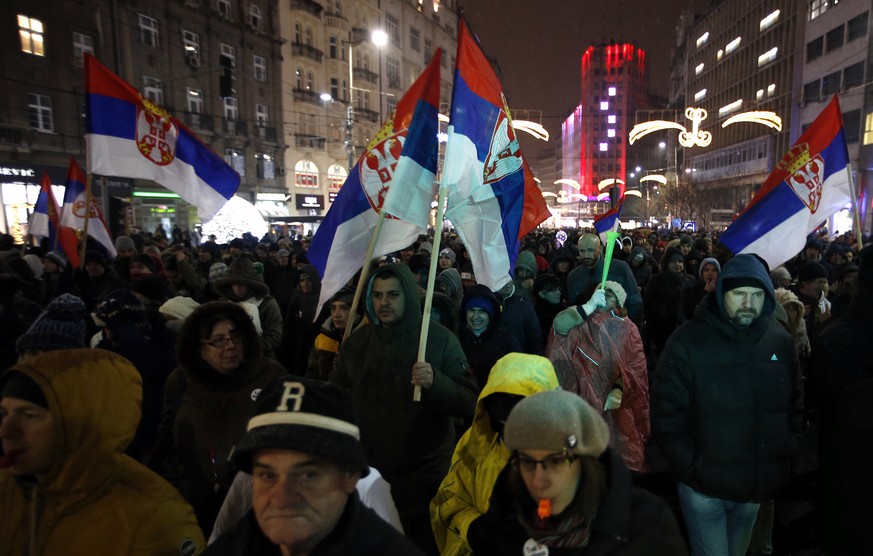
[153,301,288,538]
[466,389,685,555]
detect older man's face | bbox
[252,449,359,554]
[723,286,765,326]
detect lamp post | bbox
[345,28,387,171]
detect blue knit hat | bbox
[16,294,87,355]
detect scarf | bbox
[514,497,593,549]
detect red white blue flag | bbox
[84,54,239,219]
[720,96,852,269]
[28,172,61,246]
[308,50,443,312]
[59,157,116,266]
[442,20,550,291]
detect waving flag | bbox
[593,197,624,244]
[720,96,852,269]
[442,20,550,292]
[84,54,239,219]
[59,157,116,266]
[28,172,61,245]
[308,51,442,312]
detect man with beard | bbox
[556,233,642,333]
[651,254,801,556]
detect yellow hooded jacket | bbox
[429,353,559,556]
[0,349,204,556]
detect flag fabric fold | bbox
[308,50,443,312]
[442,20,550,292]
[720,95,852,269]
[593,197,624,244]
[28,172,61,246]
[84,54,239,220]
[59,157,116,266]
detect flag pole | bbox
[79,171,93,270]
[341,210,388,344]
[846,163,864,250]
[415,180,446,402]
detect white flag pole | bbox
[414,180,445,402]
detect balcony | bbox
[291,42,324,63]
[222,119,247,135]
[182,112,214,132]
[324,13,347,30]
[289,0,323,17]
[295,134,326,149]
[356,108,379,123]
[353,67,379,84]
[293,88,324,107]
[0,125,27,150]
[257,126,278,142]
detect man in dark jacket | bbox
[644,248,696,359]
[651,253,802,556]
[205,377,421,555]
[331,264,478,554]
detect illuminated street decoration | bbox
[555,178,581,190]
[640,174,667,185]
[597,178,624,191]
[629,107,781,148]
[722,111,782,131]
[624,190,642,197]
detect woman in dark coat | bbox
[459,284,521,388]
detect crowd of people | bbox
[0,224,869,555]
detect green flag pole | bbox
[601,230,621,288]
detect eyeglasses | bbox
[511,453,578,473]
[202,332,243,349]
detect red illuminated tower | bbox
[562,43,648,198]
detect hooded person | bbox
[549,248,575,304]
[0,349,205,555]
[41,251,74,303]
[458,285,521,388]
[514,250,538,298]
[628,245,654,296]
[429,354,559,556]
[546,281,650,472]
[214,257,283,360]
[331,263,478,553]
[436,267,463,311]
[531,273,565,349]
[643,247,696,359]
[305,285,361,381]
[281,263,325,374]
[464,389,687,555]
[682,257,721,320]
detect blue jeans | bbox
[677,482,760,556]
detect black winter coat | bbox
[651,255,802,503]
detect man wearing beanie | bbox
[790,260,831,343]
[113,235,137,283]
[651,253,801,556]
[0,349,204,554]
[644,247,697,359]
[205,377,422,555]
[305,285,360,381]
[465,389,685,555]
[17,294,87,362]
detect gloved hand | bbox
[603,388,623,411]
[553,306,584,335]
[581,288,607,317]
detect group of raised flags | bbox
[309,20,551,309]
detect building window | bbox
[18,15,45,56]
[256,153,274,179]
[327,164,347,190]
[72,32,94,65]
[695,88,707,101]
[217,0,232,19]
[843,62,864,90]
[387,57,400,89]
[826,25,845,52]
[295,67,303,89]
[138,14,159,48]
[717,48,724,61]
[255,103,268,127]
[386,13,400,46]
[142,76,163,104]
[27,93,53,132]
[410,27,420,51]
[306,71,313,90]
[864,111,873,145]
[294,23,302,43]
[386,96,397,115]
[304,27,312,46]
[599,142,608,152]
[696,31,709,48]
[695,62,704,75]
[725,36,741,54]
[253,55,267,81]
[803,79,821,103]
[182,30,200,56]
[767,83,776,97]
[806,36,824,61]
[757,47,778,66]
[844,109,861,143]
[607,115,616,124]
[821,71,841,96]
[221,43,236,66]
[607,129,615,138]
[718,99,742,116]
[330,77,339,100]
[600,101,608,110]
[760,9,780,31]
[424,38,432,64]
[329,36,338,58]
[848,12,869,41]
[756,88,765,101]
[295,160,319,188]
[223,97,238,120]
[187,88,203,127]
[249,5,262,31]
[225,149,245,176]
[607,86,616,96]
[808,0,830,21]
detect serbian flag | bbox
[59,157,117,266]
[720,96,852,269]
[84,54,239,219]
[28,172,61,246]
[593,197,623,245]
[442,20,550,292]
[308,50,442,313]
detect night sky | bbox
[463,0,712,142]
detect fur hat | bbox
[231,377,369,477]
[159,296,200,321]
[602,280,627,308]
[16,294,87,355]
[504,389,609,458]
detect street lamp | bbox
[346,28,387,170]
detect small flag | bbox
[59,157,116,266]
